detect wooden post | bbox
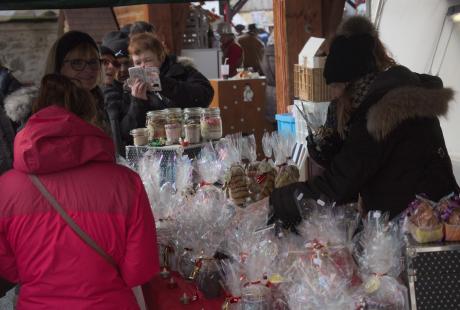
[273,0,345,114]
[148,4,189,55]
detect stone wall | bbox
[0,21,59,84]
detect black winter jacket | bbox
[307,66,458,218]
[104,55,214,152]
[0,67,21,175]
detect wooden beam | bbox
[273,0,345,114]
[321,0,346,40]
[273,0,322,114]
[147,3,189,55]
[229,0,249,21]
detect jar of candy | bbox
[164,108,183,144]
[130,128,149,146]
[146,110,167,141]
[184,107,202,126]
[201,108,222,140]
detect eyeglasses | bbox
[63,58,101,71]
[101,59,121,68]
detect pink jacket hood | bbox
[14,105,114,174]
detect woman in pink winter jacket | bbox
[0,74,159,309]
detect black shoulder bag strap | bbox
[28,174,119,273]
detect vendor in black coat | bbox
[270,23,459,228]
[106,32,213,148]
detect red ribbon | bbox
[225,295,241,304]
[200,181,212,187]
[243,280,261,288]
[256,174,267,184]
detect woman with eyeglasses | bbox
[44,31,110,134]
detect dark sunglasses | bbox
[63,58,101,71]
[101,58,121,68]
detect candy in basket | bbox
[354,211,408,310]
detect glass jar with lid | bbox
[130,128,149,146]
[183,107,202,126]
[146,110,167,141]
[184,107,202,144]
[201,108,222,140]
[164,108,183,144]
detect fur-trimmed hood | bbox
[365,66,454,140]
[4,86,38,123]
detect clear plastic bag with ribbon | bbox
[354,211,408,310]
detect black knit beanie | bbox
[324,34,377,84]
[55,31,99,73]
[102,31,129,58]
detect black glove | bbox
[268,182,312,230]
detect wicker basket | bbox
[294,64,331,102]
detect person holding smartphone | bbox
[116,32,213,145]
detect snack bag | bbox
[438,194,460,241]
[407,196,443,243]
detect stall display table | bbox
[125,143,208,185]
[142,272,225,310]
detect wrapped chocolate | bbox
[354,211,408,310]
[407,195,443,243]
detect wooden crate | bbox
[294,64,331,102]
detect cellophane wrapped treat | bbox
[284,257,355,310]
[407,195,443,243]
[439,194,460,241]
[271,132,299,188]
[276,203,360,309]
[257,133,277,199]
[354,211,408,310]
[219,134,251,206]
[220,260,244,310]
[243,135,263,202]
[138,151,162,217]
[240,227,279,310]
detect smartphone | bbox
[144,67,162,91]
[128,67,145,82]
[128,66,162,92]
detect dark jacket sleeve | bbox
[306,100,343,169]
[160,66,214,108]
[119,96,151,143]
[308,118,385,204]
